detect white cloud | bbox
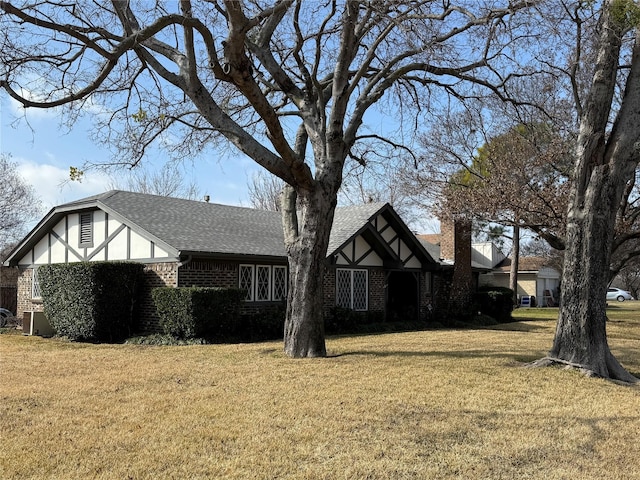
[16,159,112,211]
[7,93,60,121]
[5,82,111,126]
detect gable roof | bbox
[416,236,442,263]
[98,191,285,257]
[5,190,436,267]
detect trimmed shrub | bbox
[151,287,244,340]
[325,306,362,334]
[38,262,143,342]
[325,307,411,335]
[473,286,515,323]
[242,304,286,341]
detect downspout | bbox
[176,255,193,288]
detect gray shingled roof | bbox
[4,190,441,268]
[90,190,387,258]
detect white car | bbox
[606,288,634,302]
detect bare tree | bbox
[401,1,639,382]
[340,143,420,226]
[247,170,285,212]
[0,153,43,252]
[109,163,201,200]
[1,1,538,357]
[411,106,573,249]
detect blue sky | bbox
[1,93,262,214]
[1,92,438,235]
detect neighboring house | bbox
[418,222,560,307]
[3,190,439,332]
[479,256,561,306]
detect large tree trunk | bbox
[281,185,337,358]
[533,2,640,383]
[548,168,637,382]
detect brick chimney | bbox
[439,216,472,265]
[439,218,455,261]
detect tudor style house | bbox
[4,190,439,332]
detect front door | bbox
[386,271,419,321]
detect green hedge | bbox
[473,286,515,323]
[241,304,286,341]
[38,262,144,342]
[152,287,244,340]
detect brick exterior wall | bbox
[440,218,455,261]
[178,260,238,288]
[136,262,178,333]
[420,271,434,321]
[15,264,178,334]
[0,267,18,287]
[177,259,286,319]
[324,266,436,322]
[369,268,386,314]
[323,266,386,319]
[323,268,336,313]
[16,269,44,321]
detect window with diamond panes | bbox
[336,269,368,310]
[336,269,352,309]
[273,266,287,301]
[239,265,254,301]
[352,270,368,310]
[32,266,42,300]
[256,266,271,301]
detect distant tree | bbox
[520,237,564,270]
[608,170,640,281]
[0,242,18,263]
[423,123,572,251]
[447,215,474,318]
[247,170,285,212]
[406,1,640,382]
[420,123,569,305]
[456,124,570,303]
[110,163,201,200]
[613,260,640,299]
[340,140,420,226]
[473,223,509,253]
[0,153,43,252]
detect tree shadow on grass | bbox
[478,322,550,333]
[329,349,545,363]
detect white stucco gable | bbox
[331,208,432,270]
[335,235,384,266]
[15,209,173,267]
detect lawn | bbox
[1,305,639,479]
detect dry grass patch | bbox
[1,306,639,479]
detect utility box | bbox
[520,296,536,308]
[22,311,54,337]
